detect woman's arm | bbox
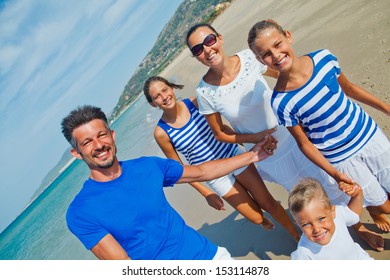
[190,97,268,145]
[338,72,390,116]
[204,112,276,144]
[154,126,225,210]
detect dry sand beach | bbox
[160,0,390,260]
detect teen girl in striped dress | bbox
[248,19,390,251]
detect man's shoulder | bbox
[121,156,167,166]
[121,157,176,173]
[66,190,91,226]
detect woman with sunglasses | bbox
[186,23,349,206]
[143,75,301,242]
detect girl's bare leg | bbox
[235,164,300,242]
[223,180,275,230]
[366,200,390,232]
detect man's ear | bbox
[111,130,116,142]
[70,148,82,160]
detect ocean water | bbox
[0,96,165,260]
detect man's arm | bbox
[154,126,225,210]
[177,136,275,184]
[91,234,130,260]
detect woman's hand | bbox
[252,127,277,143]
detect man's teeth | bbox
[96,151,108,158]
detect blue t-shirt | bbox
[66,157,217,260]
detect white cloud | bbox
[0,44,22,75]
[103,0,138,27]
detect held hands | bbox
[339,181,362,197]
[335,172,361,197]
[250,134,278,161]
[205,193,226,210]
[262,135,278,155]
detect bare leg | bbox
[223,180,275,230]
[235,164,300,242]
[366,201,390,232]
[369,213,390,232]
[352,222,384,251]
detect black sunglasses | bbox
[190,34,218,57]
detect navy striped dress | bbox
[271,49,377,163]
[157,98,238,165]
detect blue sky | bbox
[0,0,184,232]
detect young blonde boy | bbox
[288,178,373,260]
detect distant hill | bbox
[33,149,74,200]
[35,0,234,199]
[109,0,233,121]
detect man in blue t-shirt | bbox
[61,105,275,260]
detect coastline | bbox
[161,0,390,260]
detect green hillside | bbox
[109,0,233,121]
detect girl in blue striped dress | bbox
[143,76,301,242]
[248,20,390,251]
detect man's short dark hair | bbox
[61,105,108,150]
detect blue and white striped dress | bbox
[271,49,377,164]
[157,98,238,165]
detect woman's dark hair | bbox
[185,23,219,49]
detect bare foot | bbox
[369,213,390,232]
[261,216,275,230]
[353,223,384,251]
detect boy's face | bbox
[293,200,336,246]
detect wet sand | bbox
[160,0,390,259]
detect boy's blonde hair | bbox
[288,178,332,215]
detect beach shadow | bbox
[197,211,297,260]
[349,222,390,251]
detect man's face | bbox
[71,119,117,170]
